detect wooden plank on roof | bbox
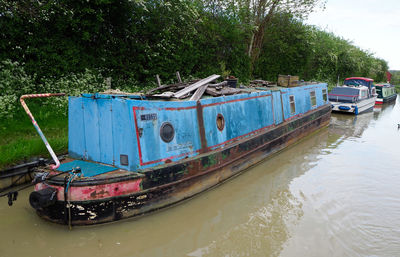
[173,74,220,98]
[190,84,208,101]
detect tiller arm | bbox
[20,93,66,170]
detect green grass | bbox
[0,103,68,170]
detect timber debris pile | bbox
[143,73,314,101]
[145,74,243,100]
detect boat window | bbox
[216,113,225,131]
[322,89,327,101]
[371,87,376,96]
[310,91,316,107]
[160,122,175,143]
[360,90,367,99]
[289,95,296,114]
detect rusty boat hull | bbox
[33,105,331,225]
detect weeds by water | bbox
[0,104,67,170]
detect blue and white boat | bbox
[329,77,377,115]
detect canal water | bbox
[1,99,399,257]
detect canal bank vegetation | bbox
[390,71,400,92]
[0,0,390,168]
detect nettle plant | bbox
[0,60,36,119]
[41,69,109,116]
[0,60,109,119]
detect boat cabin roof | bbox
[375,83,393,88]
[81,82,321,102]
[329,86,365,96]
[345,77,374,82]
[328,85,368,103]
[344,77,374,88]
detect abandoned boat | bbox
[329,77,377,115]
[375,83,397,104]
[24,75,331,225]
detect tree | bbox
[199,0,326,71]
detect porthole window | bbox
[160,122,174,143]
[216,113,225,131]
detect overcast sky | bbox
[306,0,400,70]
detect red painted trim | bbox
[133,106,201,166]
[202,94,271,108]
[208,124,275,150]
[132,94,273,166]
[133,107,144,166]
[162,106,196,111]
[133,93,319,167]
[304,87,318,90]
[139,94,271,112]
[143,149,201,165]
[36,179,143,201]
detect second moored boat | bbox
[375,83,397,104]
[329,77,377,115]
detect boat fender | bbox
[354,106,359,115]
[29,187,58,210]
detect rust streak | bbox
[196,101,208,154]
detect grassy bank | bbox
[0,104,68,170]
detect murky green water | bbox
[1,99,399,257]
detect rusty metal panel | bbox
[111,98,138,170]
[82,97,101,161]
[200,91,274,150]
[128,99,201,169]
[280,83,328,121]
[272,91,283,125]
[98,99,114,164]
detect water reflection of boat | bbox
[328,112,374,145]
[373,100,396,118]
[329,77,377,115]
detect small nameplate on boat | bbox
[141,113,157,121]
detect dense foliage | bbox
[390,70,400,86]
[0,0,389,119]
[255,13,389,84]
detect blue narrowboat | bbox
[26,76,331,225]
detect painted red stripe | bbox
[162,106,196,111]
[132,93,298,166]
[208,124,275,150]
[142,149,201,165]
[132,107,144,166]
[202,94,271,108]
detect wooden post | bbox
[156,75,161,87]
[176,71,182,83]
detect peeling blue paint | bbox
[68,83,329,172]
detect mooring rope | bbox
[0,170,76,205]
